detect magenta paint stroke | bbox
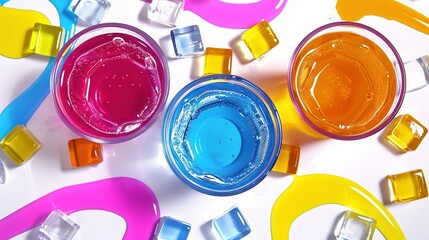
[0,177,160,239]
[183,0,287,29]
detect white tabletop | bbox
[1,0,429,239]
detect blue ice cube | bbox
[212,206,251,240]
[170,25,204,57]
[154,216,191,240]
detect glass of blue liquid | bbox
[162,74,282,196]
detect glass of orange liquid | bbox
[288,22,406,140]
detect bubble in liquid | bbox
[113,37,125,47]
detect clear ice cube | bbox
[37,210,80,240]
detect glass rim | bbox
[51,22,170,144]
[162,74,282,196]
[287,21,406,140]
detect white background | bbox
[1,0,429,239]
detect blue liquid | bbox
[168,81,276,191]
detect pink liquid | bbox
[59,33,167,138]
[0,177,160,239]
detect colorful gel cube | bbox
[148,0,183,27]
[71,0,111,25]
[171,25,204,57]
[387,169,428,202]
[203,47,233,76]
[384,114,427,152]
[37,210,80,240]
[212,206,251,240]
[335,211,376,240]
[153,216,191,240]
[29,23,64,57]
[68,138,103,168]
[272,144,300,174]
[242,20,279,59]
[0,125,41,165]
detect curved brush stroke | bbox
[184,0,287,29]
[0,0,77,140]
[0,177,160,239]
[0,7,51,58]
[336,0,429,35]
[271,174,405,240]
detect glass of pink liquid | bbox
[51,23,169,143]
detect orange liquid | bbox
[290,31,396,137]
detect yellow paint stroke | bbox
[271,174,406,240]
[336,0,429,35]
[0,6,51,58]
